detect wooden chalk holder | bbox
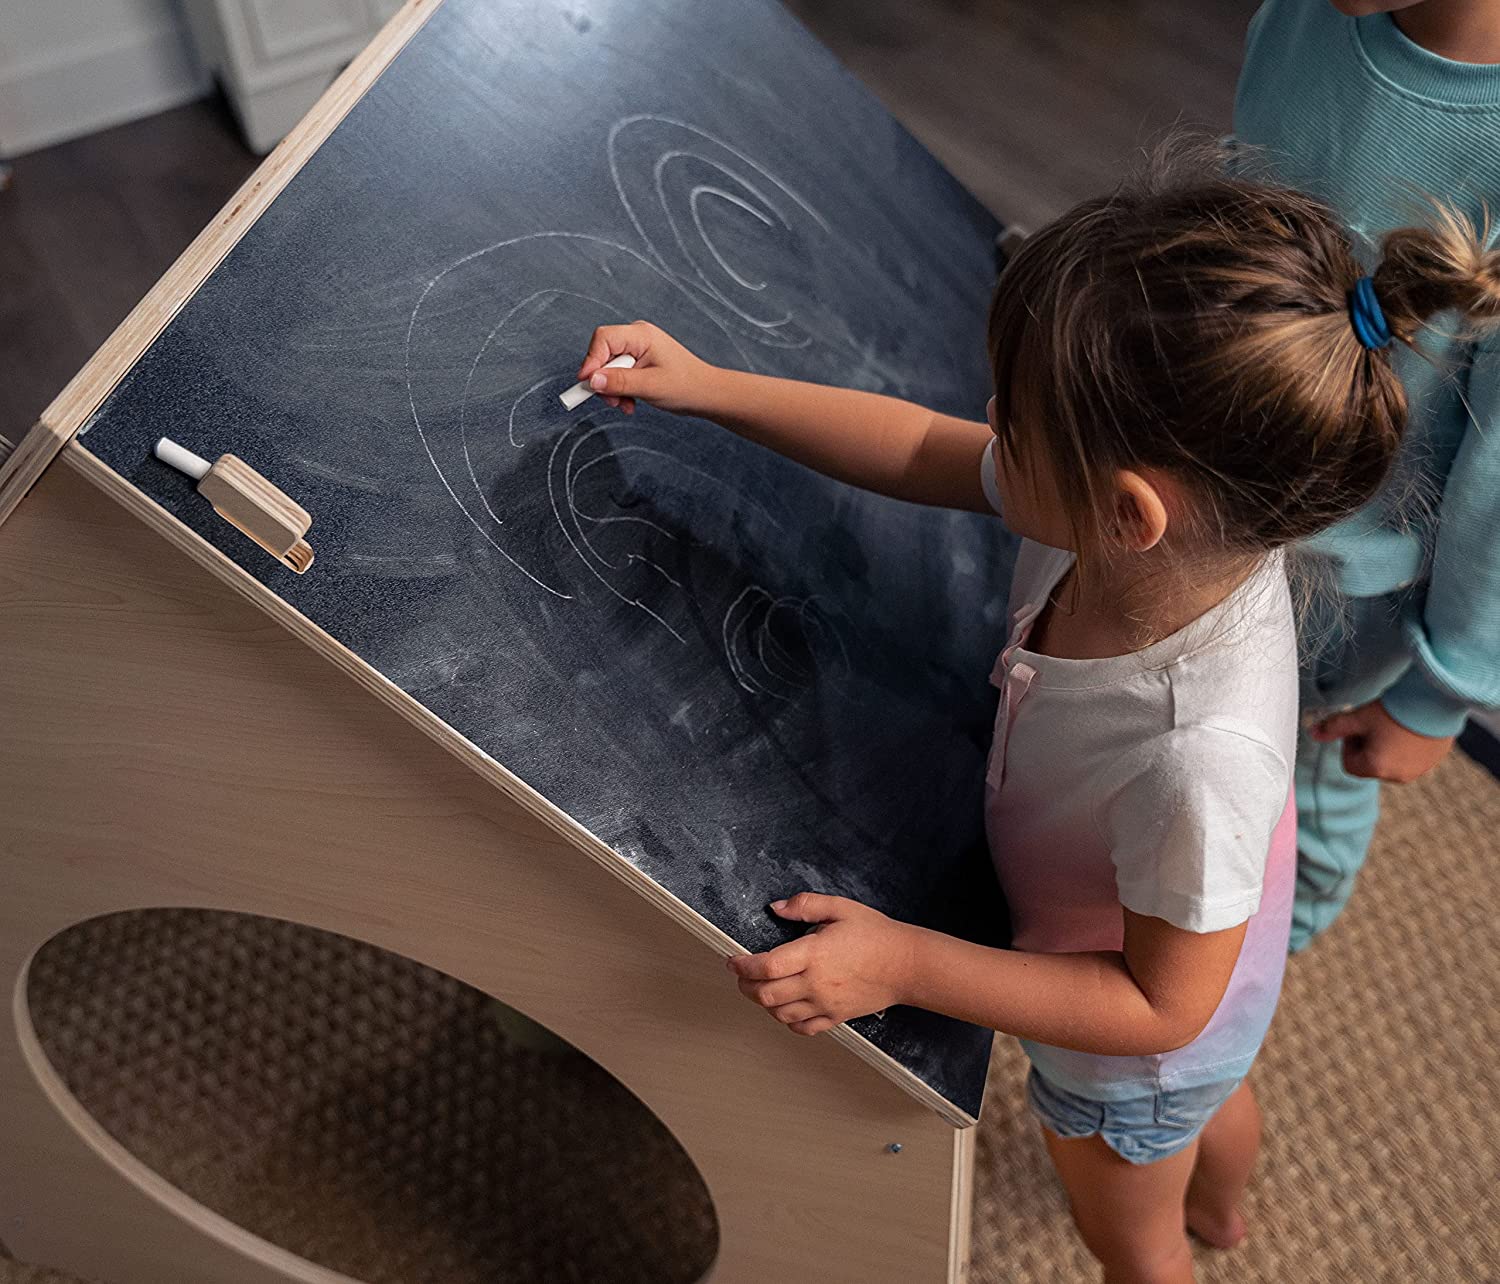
[154,438,314,573]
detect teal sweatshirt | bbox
[1234,0,1500,737]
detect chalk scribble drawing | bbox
[404,115,851,698]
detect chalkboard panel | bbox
[80,0,1016,1119]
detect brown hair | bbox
[987,146,1500,581]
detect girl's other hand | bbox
[1310,700,1456,783]
[576,321,713,416]
[726,893,918,1036]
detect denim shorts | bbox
[1026,1068,1241,1165]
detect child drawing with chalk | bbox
[575,151,1499,1281]
[1234,0,1500,952]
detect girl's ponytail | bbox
[985,147,1499,578]
[1372,205,1500,340]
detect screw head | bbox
[886,1142,903,1154]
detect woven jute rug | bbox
[6,750,1497,1283]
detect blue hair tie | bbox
[1348,275,1393,351]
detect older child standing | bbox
[1235,0,1500,950]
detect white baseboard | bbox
[0,17,211,158]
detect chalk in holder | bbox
[154,437,315,573]
[559,353,636,410]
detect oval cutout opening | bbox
[25,908,719,1283]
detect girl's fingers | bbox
[769,1001,820,1025]
[788,1016,837,1037]
[577,329,617,379]
[588,363,668,401]
[577,326,627,378]
[578,323,655,379]
[727,938,811,980]
[737,976,808,1008]
[770,892,845,924]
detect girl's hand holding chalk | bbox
[558,354,636,410]
[571,321,714,416]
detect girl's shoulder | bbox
[1169,557,1301,764]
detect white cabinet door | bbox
[184,0,387,152]
[239,0,368,70]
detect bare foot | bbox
[1185,1200,1247,1250]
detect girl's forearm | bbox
[900,927,1206,1057]
[698,367,994,512]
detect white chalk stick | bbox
[559,353,636,410]
[155,436,212,481]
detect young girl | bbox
[574,158,1499,1281]
[1235,0,1500,949]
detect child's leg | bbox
[1042,1126,1199,1284]
[1293,705,1384,950]
[1292,590,1408,951]
[1184,1080,1260,1249]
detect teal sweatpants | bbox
[1293,589,1415,952]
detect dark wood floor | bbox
[0,93,256,443]
[0,1,1257,445]
[788,0,1258,226]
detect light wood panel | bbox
[0,0,438,531]
[0,462,972,1284]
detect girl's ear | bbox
[1112,470,1169,552]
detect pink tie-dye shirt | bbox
[985,541,1297,1100]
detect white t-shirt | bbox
[985,536,1299,1097]
[990,539,1298,943]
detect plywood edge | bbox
[947,1125,978,1282]
[0,421,67,531]
[29,0,441,463]
[59,442,977,1129]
